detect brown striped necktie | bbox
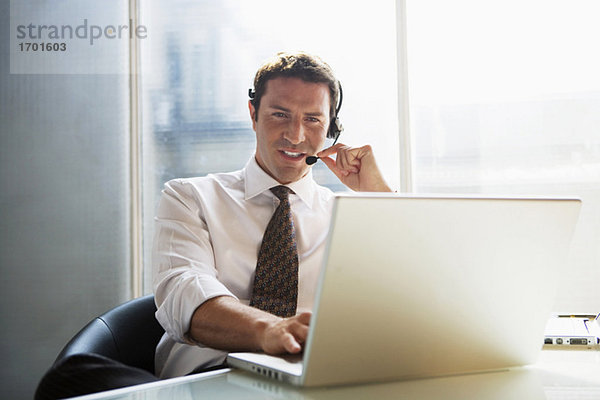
[249,186,298,317]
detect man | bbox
[153,52,392,378]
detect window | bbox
[140,0,400,292]
[406,0,600,310]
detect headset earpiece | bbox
[328,116,343,140]
[327,82,344,139]
[248,89,256,107]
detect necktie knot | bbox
[270,186,293,202]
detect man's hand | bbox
[260,312,311,354]
[317,143,392,192]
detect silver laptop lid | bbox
[301,194,581,386]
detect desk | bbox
[71,350,600,400]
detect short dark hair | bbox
[250,52,340,138]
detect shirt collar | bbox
[244,155,317,208]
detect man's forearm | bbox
[188,296,279,351]
[188,295,311,355]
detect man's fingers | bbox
[337,147,360,174]
[317,142,392,192]
[319,155,346,179]
[282,315,311,353]
[318,143,360,175]
[288,321,309,343]
[262,312,312,355]
[316,143,344,158]
[286,314,310,341]
[283,333,302,353]
[336,147,349,171]
[296,312,312,324]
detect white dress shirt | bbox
[153,156,334,378]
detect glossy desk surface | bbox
[72,350,600,400]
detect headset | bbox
[249,81,344,165]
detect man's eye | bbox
[273,112,287,118]
[306,117,320,123]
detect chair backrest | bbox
[55,294,165,374]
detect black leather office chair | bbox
[54,294,165,374]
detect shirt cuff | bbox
[155,273,238,344]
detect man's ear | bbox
[248,100,257,131]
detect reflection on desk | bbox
[71,351,600,400]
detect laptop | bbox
[544,313,600,349]
[227,194,582,387]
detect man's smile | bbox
[280,150,306,160]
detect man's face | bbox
[249,77,330,184]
